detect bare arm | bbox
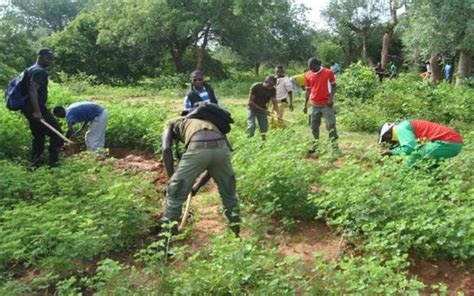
[303,88,311,114]
[248,94,270,114]
[328,83,337,105]
[29,81,43,120]
[162,124,175,178]
[288,91,293,111]
[69,121,88,139]
[191,171,211,196]
[65,122,75,139]
[271,97,282,118]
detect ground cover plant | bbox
[0,155,158,291]
[0,76,472,294]
[311,143,474,259]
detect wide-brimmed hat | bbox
[378,122,394,144]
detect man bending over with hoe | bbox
[378,119,464,166]
[247,75,282,139]
[54,101,108,152]
[160,104,240,238]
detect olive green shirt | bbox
[166,117,221,147]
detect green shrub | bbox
[105,102,170,153]
[337,61,380,101]
[0,108,30,160]
[232,130,319,219]
[311,144,474,259]
[339,74,474,132]
[311,254,425,294]
[0,156,156,277]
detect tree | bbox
[0,10,35,86]
[401,0,473,85]
[323,0,383,66]
[380,0,404,70]
[222,0,313,74]
[11,0,89,32]
[49,12,162,84]
[318,40,344,65]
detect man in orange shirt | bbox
[303,57,339,153]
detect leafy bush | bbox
[232,130,319,219]
[105,102,170,153]
[312,254,425,294]
[0,108,31,159]
[160,234,305,294]
[311,142,474,259]
[339,73,474,132]
[337,61,380,101]
[57,71,97,94]
[338,101,386,133]
[0,155,156,278]
[148,73,189,90]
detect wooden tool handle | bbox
[40,119,74,144]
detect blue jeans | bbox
[247,109,268,137]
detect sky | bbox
[294,0,331,29]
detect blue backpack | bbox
[4,69,29,111]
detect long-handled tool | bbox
[178,193,193,232]
[269,114,296,124]
[40,119,74,144]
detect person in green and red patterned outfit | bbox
[378,120,464,166]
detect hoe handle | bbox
[40,119,74,144]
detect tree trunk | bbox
[361,31,369,65]
[170,49,185,73]
[381,31,393,70]
[196,25,211,71]
[254,62,260,76]
[381,0,399,70]
[430,54,442,83]
[456,50,472,86]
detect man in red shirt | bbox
[378,119,463,166]
[303,57,338,153]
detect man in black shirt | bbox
[247,75,282,139]
[22,48,64,168]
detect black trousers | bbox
[21,102,64,162]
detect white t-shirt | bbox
[275,76,293,101]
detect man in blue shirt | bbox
[182,70,219,115]
[330,60,341,77]
[444,61,453,82]
[53,102,108,151]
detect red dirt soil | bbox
[409,255,474,295]
[268,220,345,264]
[109,148,168,189]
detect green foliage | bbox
[160,234,305,294]
[105,102,170,154]
[49,12,152,84]
[0,108,31,160]
[0,11,36,87]
[401,0,474,61]
[10,0,88,31]
[318,40,344,65]
[338,71,474,132]
[232,130,319,219]
[312,254,425,294]
[337,61,380,101]
[311,144,474,259]
[0,155,156,278]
